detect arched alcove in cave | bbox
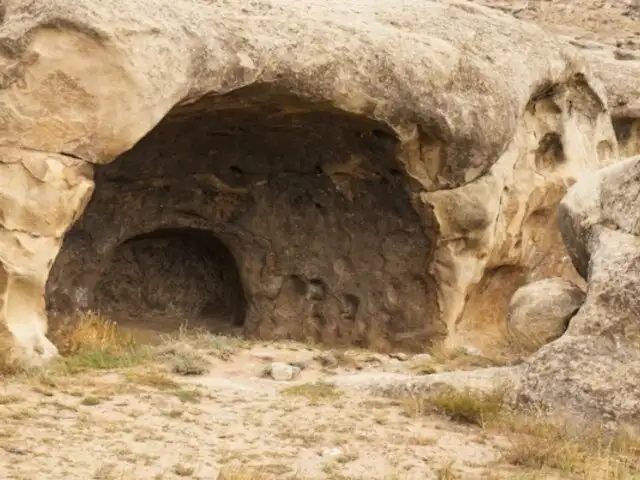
[46,84,441,351]
[91,228,247,334]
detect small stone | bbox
[461,345,482,357]
[322,447,343,457]
[263,362,301,381]
[389,352,409,361]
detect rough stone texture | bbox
[329,366,523,398]
[474,0,640,160]
[515,157,640,424]
[0,0,619,363]
[507,278,585,351]
[579,47,640,159]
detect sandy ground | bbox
[0,340,527,480]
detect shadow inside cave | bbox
[45,85,441,351]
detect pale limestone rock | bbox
[0,0,620,364]
[507,278,585,351]
[264,362,301,381]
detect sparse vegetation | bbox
[172,389,202,404]
[400,385,640,479]
[402,386,506,427]
[502,420,640,479]
[2,315,639,479]
[216,466,269,480]
[154,342,210,375]
[126,371,180,390]
[50,311,153,372]
[159,325,245,360]
[172,463,196,477]
[80,396,102,406]
[281,381,342,402]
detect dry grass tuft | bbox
[50,311,152,372]
[52,311,135,356]
[216,466,269,480]
[281,381,342,403]
[400,385,640,478]
[159,325,245,361]
[154,342,210,376]
[403,386,506,427]
[502,419,640,479]
[126,371,180,390]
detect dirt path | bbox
[0,339,520,480]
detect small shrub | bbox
[172,463,196,477]
[154,342,210,376]
[50,311,152,372]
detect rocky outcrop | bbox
[577,46,640,159]
[507,278,585,352]
[0,0,619,364]
[514,155,640,424]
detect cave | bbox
[45,85,440,352]
[91,228,247,334]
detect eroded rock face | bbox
[507,278,585,352]
[580,48,640,159]
[515,156,640,424]
[0,0,619,363]
[46,102,439,351]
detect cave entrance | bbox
[91,228,247,335]
[46,84,440,351]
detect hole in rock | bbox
[92,228,247,334]
[534,132,565,170]
[46,84,440,351]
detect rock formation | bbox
[514,155,640,425]
[507,278,585,352]
[0,0,626,366]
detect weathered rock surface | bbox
[477,0,640,160]
[0,0,620,364]
[263,362,301,381]
[514,156,640,424]
[507,277,585,351]
[329,366,523,398]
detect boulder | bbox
[507,278,585,351]
[0,0,617,364]
[514,156,640,424]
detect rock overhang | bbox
[0,0,608,190]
